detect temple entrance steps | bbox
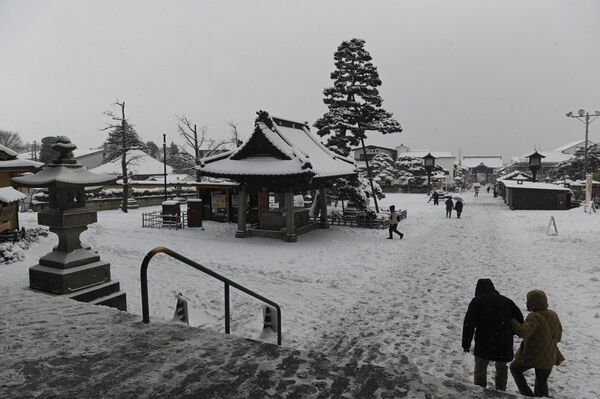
[140,246,282,345]
[0,286,513,398]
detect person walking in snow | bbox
[510,290,563,398]
[387,205,404,239]
[474,186,479,197]
[462,279,524,392]
[454,199,464,219]
[445,197,454,218]
[432,190,440,205]
[487,186,491,194]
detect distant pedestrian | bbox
[510,290,563,398]
[455,200,464,218]
[445,197,454,218]
[487,186,491,194]
[493,187,498,198]
[433,191,440,205]
[462,279,524,392]
[387,205,404,239]
[474,187,479,197]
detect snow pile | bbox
[0,228,48,265]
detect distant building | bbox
[73,148,106,169]
[90,149,174,180]
[399,150,456,176]
[351,145,397,170]
[461,155,504,184]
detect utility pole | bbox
[163,133,168,201]
[120,102,128,213]
[566,109,600,177]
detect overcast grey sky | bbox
[1,0,599,160]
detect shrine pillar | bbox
[319,187,329,229]
[235,186,247,238]
[284,191,297,242]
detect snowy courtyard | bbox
[3,191,600,398]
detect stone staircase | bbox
[0,288,516,398]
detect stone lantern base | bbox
[29,207,127,311]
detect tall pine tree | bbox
[314,38,402,157]
[104,123,146,161]
[39,136,59,163]
[315,38,401,212]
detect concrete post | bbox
[235,186,247,238]
[284,191,297,242]
[319,187,329,229]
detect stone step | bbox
[89,290,127,311]
[66,280,121,303]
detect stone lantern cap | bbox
[12,136,116,188]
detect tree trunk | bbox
[120,102,128,213]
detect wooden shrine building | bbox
[196,111,357,241]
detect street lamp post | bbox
[527,150,545,182]
[566,109,600,177]
[422,153,436,195]
[163,133,167,201]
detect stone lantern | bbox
[422,153,437,195]
[12,136,126,310]
[527,150,545,183]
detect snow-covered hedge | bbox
[33,186,196,202]
[0,228,49,265]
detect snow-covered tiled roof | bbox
[498,171,533,181]
[0,144,18,158]
[90,150,173,176]
[552,139,594,153]
[0,187,26,203]
[0,158,44,169]
[461,156,503,169]
[502,180,571,191]
[197,113,357,181]
[73,148,105,158]
[398,151,454,159]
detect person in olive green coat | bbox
[510,289,563,397]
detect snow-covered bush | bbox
[33,186,197,202]
[0,228,49,265]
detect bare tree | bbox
[225,120,243,148]
[176,115,228,161]
[102,100,142,213]
[0,130,25,151]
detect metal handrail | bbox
[140,246,282,345]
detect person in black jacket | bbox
[454,200,464,219]
[445,197,454,218]
[462,279,524,391]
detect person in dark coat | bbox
[462,279,524,391]
[387,205,403,239]
[445,197,454,218]
[432,191,439,205]
[454,200,464,219]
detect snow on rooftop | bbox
[399,151,454,159]
[72,148,105,158]
[0,144,18,157]
[0,158,44,169]
[552,139,595,153]
[501,180,571,191]
[198,115,356,180]
[461,156,503,169]
[91,150,173,176]
[0,187,26,203]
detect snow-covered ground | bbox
[3,191,600,398]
